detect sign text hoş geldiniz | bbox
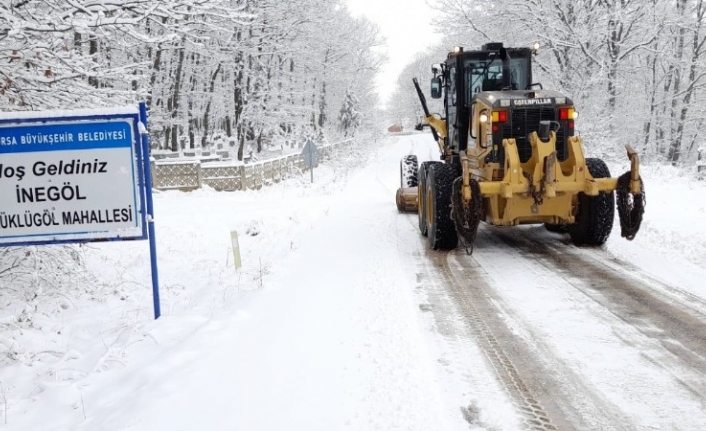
[0,116,144,245]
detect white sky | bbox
[345,0,441,105]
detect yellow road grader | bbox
[396,43,645,251]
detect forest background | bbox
[0,0,382,160]
[389,0,706,168]
[2,0,705,167]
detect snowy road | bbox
[416,229,706,430]
[392,134,706,430]
[6,132,706,431]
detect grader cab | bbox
[396,43,645,251]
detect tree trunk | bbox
[88,38,98,88]
[186,52,200,150]
[669,0,705,164]
[147,46,162,111]
[317,49,330,129]
[169,43,186,152]
[667,0,689,163]
[201,62,222,147]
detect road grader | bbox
[396,43,645,251]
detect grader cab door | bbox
[445,65,458,153]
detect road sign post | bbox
[0,103,161,319]
[230,230,242,269]
[301,138,319,183]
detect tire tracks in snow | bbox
[431,250,560,430]
[418,245,630,430]
[488,226,706,402]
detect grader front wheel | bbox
[569,158,615,246]
[417,161,440,236]
[426,163,458,250]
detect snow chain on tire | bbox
[522,171,545,207]
[451,177,483,254]
[616,172,645,240]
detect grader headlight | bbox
[532,42,540,54]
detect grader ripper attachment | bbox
[396,43,645,251]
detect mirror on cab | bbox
[430,77,442,99]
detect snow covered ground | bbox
[0,132,705,430]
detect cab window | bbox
[464,57,530,103]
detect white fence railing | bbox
[151,140,348,191]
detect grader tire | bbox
[418,161,439,236]
[569,158,615,246]
[400,155,419,188]
[426,163,458,250]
